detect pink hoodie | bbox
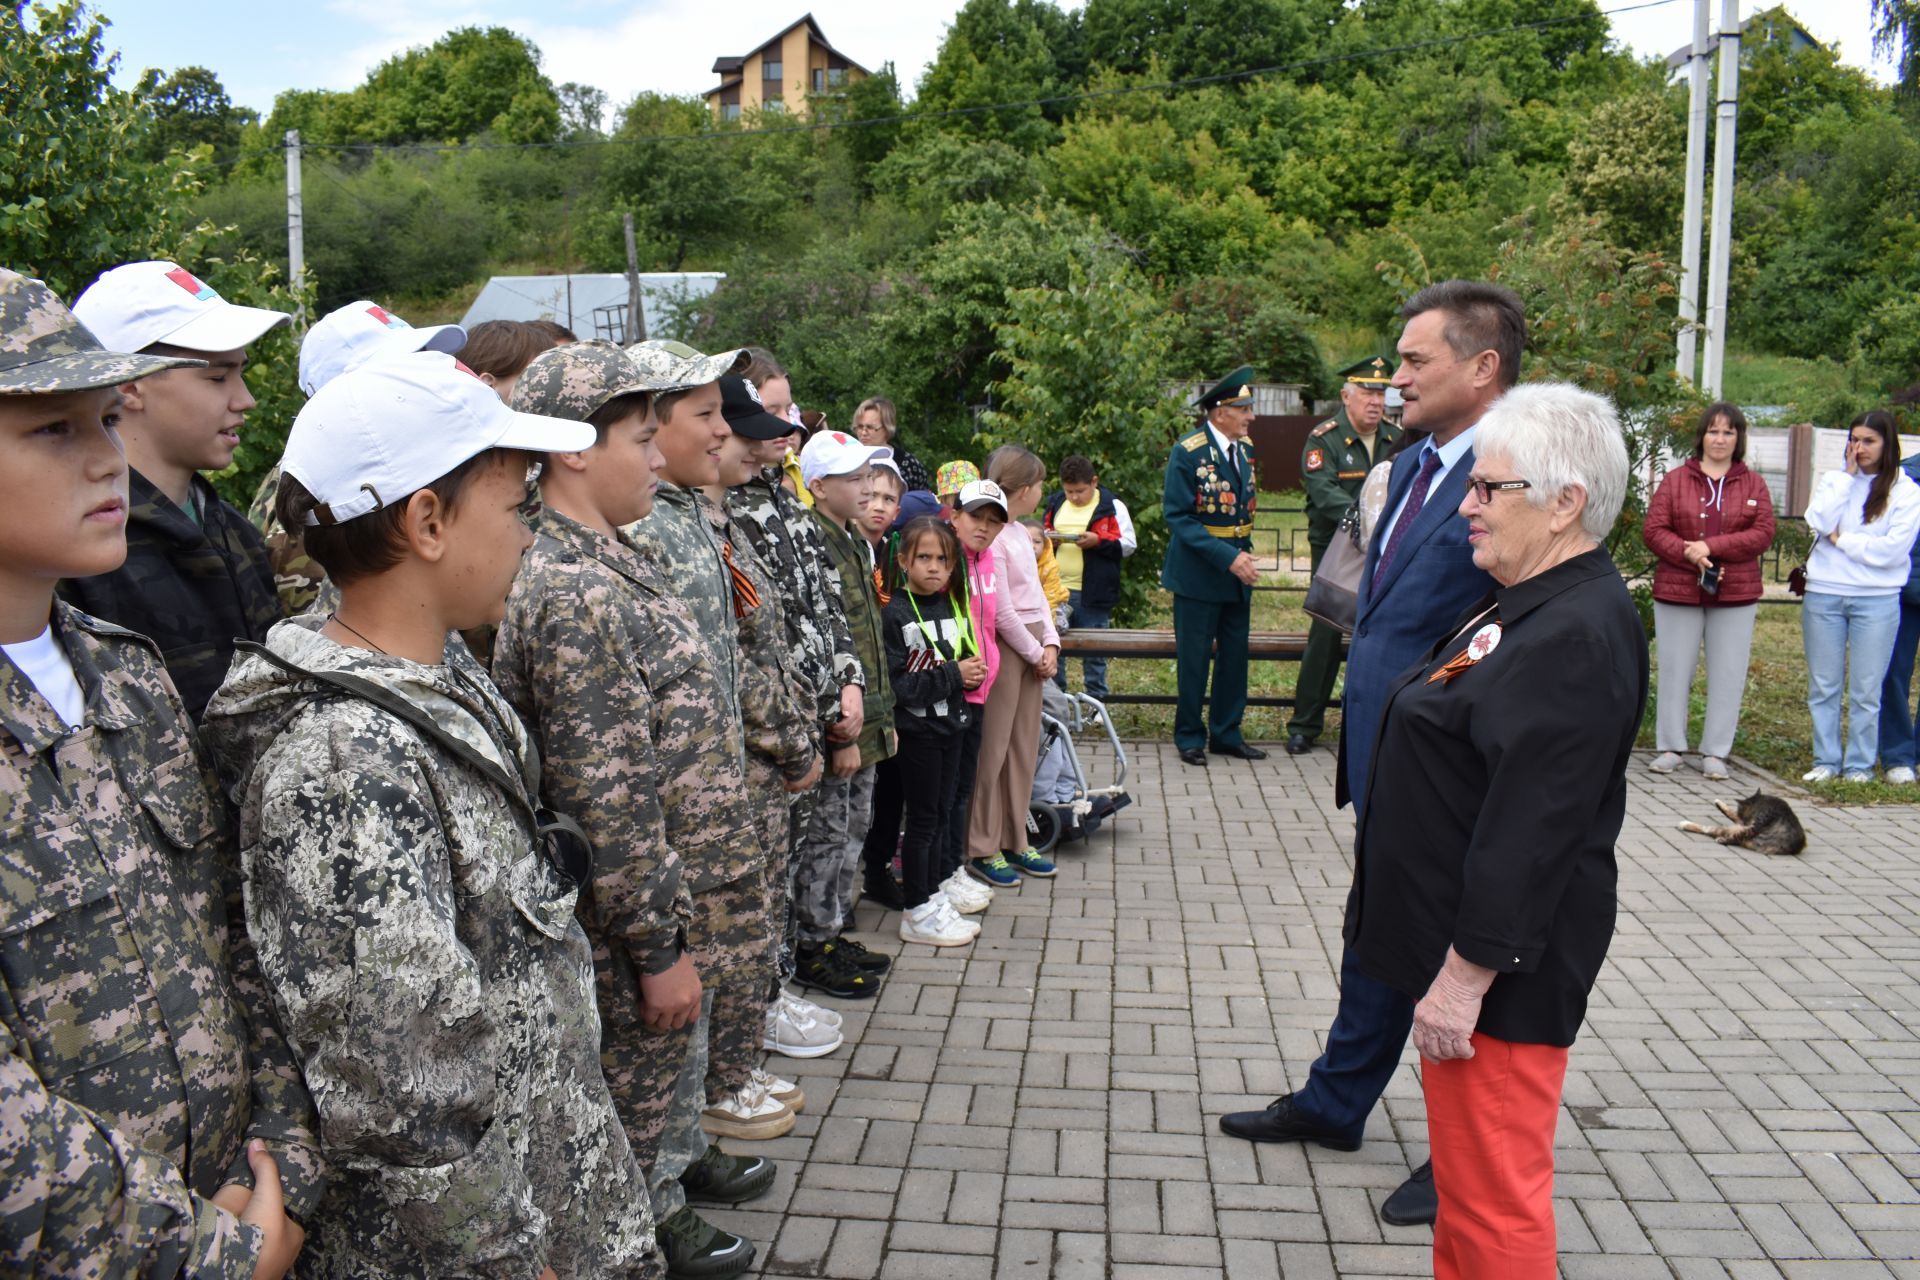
[990,522,1060,666]
[962,544,1000,705]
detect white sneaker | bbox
[1701,756,1730,781]
[1843,770,1874,783]
[763,996,843,1059]
[700,1079,795,1140]
[943,870,991,915]
[1648,751,1683,774]
[781,988,841,1030]
[934,895,980,938]
[1887,766,1916,785]
[900,898,976,947]
[1802,766,1837,782]
[750,1065,804,1113]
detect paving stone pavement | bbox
[709,743,1920,1278]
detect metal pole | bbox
[1702,0,1740,398]
[285,129,305,329]
[1676,0,1711,384]
[623,212,647,344]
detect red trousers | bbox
[1421,1033,1570,1280]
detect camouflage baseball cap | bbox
[626,338,750,393]
[510,340,649,421]
[0,267,205,394]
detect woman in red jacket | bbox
[1641,402,1777,779]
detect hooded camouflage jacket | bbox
[245,462,332,618]
[727,471,864,722]
[702,495,816,781]
[624,481,739,698]
[201,617,653,1280]
[490,509,704,983]
[0,603,323,1279]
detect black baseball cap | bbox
[719,375,792,439]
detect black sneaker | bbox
[657,1205,755,1279]
[829,935,892,976]
[861,875,906,911]
[680,1145,776,1204]
[795,943,881,999]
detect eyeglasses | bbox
[1468,477,1532,503]
[519,461,544,528]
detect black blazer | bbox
[1344,547,1648,1047]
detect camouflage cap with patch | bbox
[626,338,750,393]
[510,339,650,421]
[0,267,205,394]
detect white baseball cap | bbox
[72,260,291,355]
[284,351,595,526]
[956,479,1010,518]
[299,300,466,395]
[799,430,892,486]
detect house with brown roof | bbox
[705,13,870,121]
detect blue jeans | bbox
[1803,591,1901,772]
[1054,588,1113,701]
[1879,598,1920,769]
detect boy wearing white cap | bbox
[791,431,899,999]
[198,353,658,1279]
[62,260,290,718]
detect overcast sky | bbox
[94,0,1890,118]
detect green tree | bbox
[134,65,257,168]
[1164,277,1330,396]
[983,259,1189,620]
[1554,90,1685,252]
[912,0,1084,151]
[1081,0,1316,82]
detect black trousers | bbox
[893,726,965,910]
[859,752,903,890]
[941,712,986,879]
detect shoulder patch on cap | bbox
[1180,431,1209,452]
[1310,419,1337,438]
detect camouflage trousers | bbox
[776,787,815,983]
[746,755,797,998]
[690,867,772,1103]
[654,991,714,1221]
[600,987,702,1221]
[792,763,876,944]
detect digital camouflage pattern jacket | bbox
[245,462,329,618]
[812,511,896,766]
[201,617,654,1280]
[624,481,740,698]
[0,603,323,1279]
[702,494,816,782]
[727,470,864,723]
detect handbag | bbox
[1303,506,1367,633]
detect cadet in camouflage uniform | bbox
[1286,357,1403,756]
[495,342,769,1278]
[0,267,324,1278]
[200,355,656,1279]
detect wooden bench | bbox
[1057,628,1347,708]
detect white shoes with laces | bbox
[943,868,992,915]
[763,990,843,1059]
[700,1077,795,1140]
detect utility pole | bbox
[285,129,306,330]
[1675,0,1711,384]
[623,212,647,344]
[1702,0,1741,398]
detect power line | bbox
[220,0,1685,167]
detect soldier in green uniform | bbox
[1162,367,1266,766]
[1285,356,1402,755]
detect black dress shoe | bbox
[1178,747,1208,766]
[1380,1159,1436,1226]
[1209,742,1269,760]
[1216,1094,1362,1150]
[1284,733,1313,755]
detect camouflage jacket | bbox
[59,470,284,721]
[200,618,653,1280]
[246,462,328,617]
[727,471,864,723]
[702,495,817,781]
[490,508,700,983]
[624,481,739,700]
[813,512,897,765]
[0,603,323,1279]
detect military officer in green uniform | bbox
[1285,356,1403,755]
[1162,367,1266,766]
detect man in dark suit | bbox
[1218,280,1524,1226]
[1162,367,1266,767]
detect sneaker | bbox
[794,944,881,1000]
[1843,770,1874,783]
[763,997,843,1059]
[943,870,992,914]
[969,853,1021,887]
[1701,756,1730,780]
[782,987,841,1030]
[935,895,980,937]
[1802,765,1837,782]
[830,935,892,975]
[861,875,906,911]
[700,1078,795,1140]
[679,1145,776,1204]
[1888,766,1917,785]
[1005,847,1057,878]
[657,1205,755,1279]
[900,898,977,947]
[1648,751,1683,774]
[751,1065,804,1112]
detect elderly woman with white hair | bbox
[1342,383,1648,1280]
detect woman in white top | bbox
[1800,411,1920,781]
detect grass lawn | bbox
[1070,491,1916,806]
